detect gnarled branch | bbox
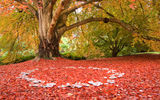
[47,0,70,42]
[65,17,107,31]
[59,16,137,33]
[58,17,108,33]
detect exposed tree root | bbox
[32,56,57,62]
[51,57,57,60]
[32,56,41,62]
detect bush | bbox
[61,52,86,60]
[14,55,35,63]
[0,55,35,65]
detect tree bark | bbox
[112,49,119,57]
[37,7,62,59]
[38,33,61,58]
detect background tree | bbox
[0,0,144,60]
[62,0,160,58]
[0,11,38,63]
[0,0,159,62]
[91,27,133,57]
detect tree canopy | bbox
[0,0,160,63]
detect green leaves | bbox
[112,27,119,39]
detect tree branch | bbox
[61,0,101,15]
[93,4,115,17]
[27,4,39,19]
[142,35,160,41]
[118,2,124,16]
[47,0,70,42]
[93,4,138,32]
[109,18,137,33]
[98,36,108,42]
[64,17,108,31]
[14,0,38,19]
[60,16,137,34]
[43,0,57,9]
[138,0,145,16]
[93,4,160,42]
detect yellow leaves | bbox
[0,12,38,63]
[99,21,103,24]
[132,33,138,37]
[131,30,160,51]
[150,42,160,51]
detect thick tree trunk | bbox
[37,9,63,59]
[38,33,61,58]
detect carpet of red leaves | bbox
[0,54,160,99]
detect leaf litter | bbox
[0,54,159,99]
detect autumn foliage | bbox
[0,0,159,61]
[0,54,160,99]
[0,1,160,99]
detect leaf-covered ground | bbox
[0,54,160,99]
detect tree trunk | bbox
[37,9,62,59]
[112,48,119,57]
[38,34,61,58]
[112,51,118,57]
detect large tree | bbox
[0,0,159,60]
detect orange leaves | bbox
[129,0,136,10]
[0,0,30,15]
[129,3,136,10]
[118,0,137,10]
[17,5,28,10]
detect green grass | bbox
[132,52,160,55]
